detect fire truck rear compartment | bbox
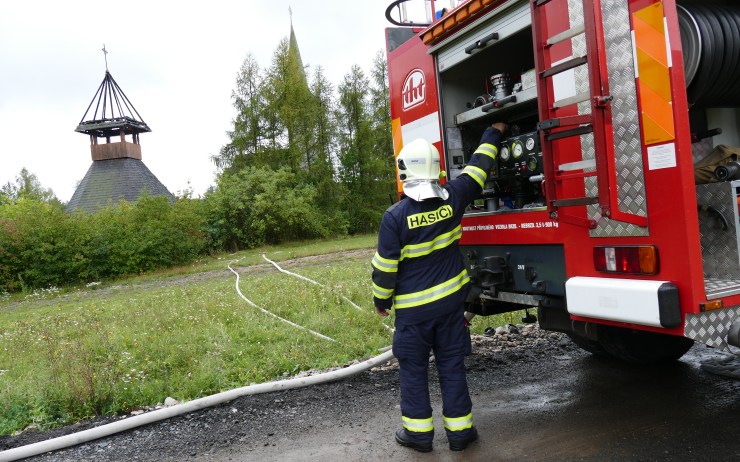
[428,0,740,356]
[686,0,740,301]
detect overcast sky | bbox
[0,0,438,202]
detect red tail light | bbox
[593,245,659,275]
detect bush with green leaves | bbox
[0,199,87,292]
[0,173,350,292]
[204,166,334,251]
[0,196,207,292]
[84,196,207,279]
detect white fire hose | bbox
[1,257,396,461]
[0,349,395,462]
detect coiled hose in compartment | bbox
[678,4,740,106]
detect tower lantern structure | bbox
[75,70,151,161]
[68,66,173,213]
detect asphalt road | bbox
[4,328,739,461]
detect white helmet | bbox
[397,138,449,201]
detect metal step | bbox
[551,197,599,207]
[547,23,585,46]
[541,56,587,78]
[705,278,740,300]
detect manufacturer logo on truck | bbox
[402,69,425,110]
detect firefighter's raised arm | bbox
[458,122,507,196]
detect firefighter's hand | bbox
[375,306,389,317]
[491,122,508,134]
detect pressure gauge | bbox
[527,156,538,171]
[500,145,510,161]
[526,137,535,151]
[512,140,524,158]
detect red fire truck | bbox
[385,0,740,362]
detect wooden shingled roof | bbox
[67,158,173,213]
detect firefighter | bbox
[372,122,506,452]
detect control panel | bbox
[478,129,544,211]
[498,131,542,179]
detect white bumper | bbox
[565,277,680,328]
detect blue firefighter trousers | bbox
[392,308,474,444]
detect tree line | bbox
[0,40,396,292]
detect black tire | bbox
[598,326,694,364]
[566,333,610,357]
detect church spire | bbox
[288,6,305,82]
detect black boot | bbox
[449,426,478,451]
[395,429,433,453]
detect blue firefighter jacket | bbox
[372,127,503,326]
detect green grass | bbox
[0,234,520,435]
[92,234,381,286]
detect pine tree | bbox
[336,64,381,233]
[306,66,348,233]
[369,51,397,205]
[212,29,394,239]
[259,38,292,170]
[212,54,265,173]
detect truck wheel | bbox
[598,326,694,364]
[566,333,610,357]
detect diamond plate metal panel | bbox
[567,0,603,234]
[589,0,648,237]
[566,0,647,237]
[692,139,714,163]
[697,181,740,279]
[685,306,740,350]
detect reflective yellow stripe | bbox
[372,252,398,273]
[402,416,434,433]
[400,225,462,260]
[373,282,393,299]
[474,143,498,159]
[462,165,486,188]
[443,413,473,432]
[394,269,470,309]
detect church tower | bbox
[68,61,173,212]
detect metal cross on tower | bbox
[102,44,108,71]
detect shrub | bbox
[0,199,88,291]
[85,196,207,278]
[204,166,333,251]
[0,196,208,292]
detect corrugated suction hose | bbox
[678,4,740,106]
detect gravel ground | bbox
[3,322,739,462]
[1,324,575,461]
